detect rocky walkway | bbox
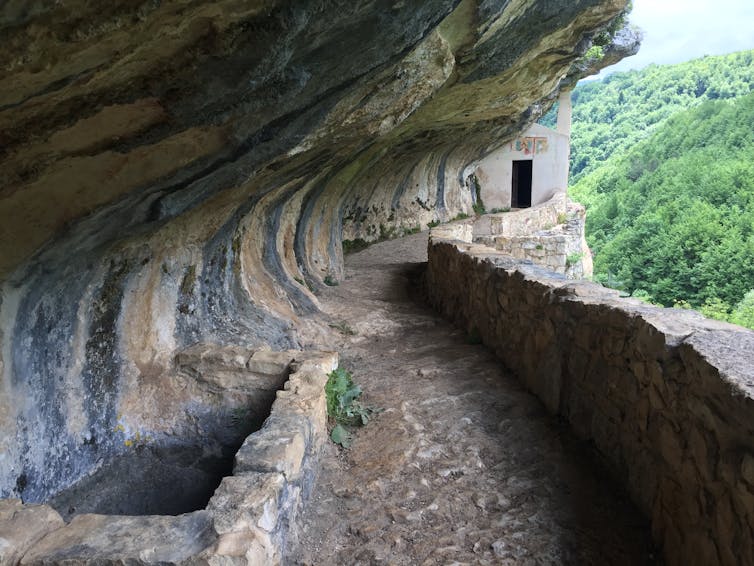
[290,232,658,565]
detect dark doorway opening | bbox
[512,160,533,208]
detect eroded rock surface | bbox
[19,512,215,566]
[0,0,634,526]
[0,500,64,566]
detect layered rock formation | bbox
[0,0,636,503]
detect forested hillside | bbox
[570,81,754,327]
[542,49,754,183]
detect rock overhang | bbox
[0,0,634,279]
[0,0,637,507]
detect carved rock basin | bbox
[0,349,337,566]
[47,345,294,520]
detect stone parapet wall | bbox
[473,193,566,238]
[425,234,754,566]
[472,195,592,278]
[0,350,337,566]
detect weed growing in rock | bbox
[469,173,485,215]
[329,321,356,335]
[342,238,369,254]
[566,252,584,267]
[489,207,510,214]
[294,276,316,292]
[379,224,398,241]
[557,212,568,224]
[402,224,421,236]
[427,219,440,229]
[453,212,470,221]
[325,367,378,448]
[323,275,338,286]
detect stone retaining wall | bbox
[0,350,337,566]
[426,232,754,566]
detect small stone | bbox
[491,539,508,558]
[0,500,65,565]
[247,350,296,376]
[234,415,309,480]
[207,473,285,535]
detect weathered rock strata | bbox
[426,228,754,566]
[0,0,632,501]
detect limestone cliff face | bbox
[0,1,631,501]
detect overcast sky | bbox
[600,0,754,76]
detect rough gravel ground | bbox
[290,232,659,566]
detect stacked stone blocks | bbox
[426,231,754,566]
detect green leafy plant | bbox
[323,275,338,286]
[584,45,605,60]
[294,275,315,293]
[342,238,369,254]
[699,297,731,322]
[325,367,378,448]
[453,212,470,221]
[329,320,356,335]
[566,252,584,267]
[557,212,568,225]
[731,290,754,329]
[489,207,510,214]
[469,173,485,216]
[379,224,397,241]
[427,219,440,229]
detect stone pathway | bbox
[290,232,659,565]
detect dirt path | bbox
[290,232,658,565]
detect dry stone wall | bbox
[473,195,593,278]
[426,232,754,566]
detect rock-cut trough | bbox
[291,231,658,565]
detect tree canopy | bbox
[559,50,754,329]
[542,49,754,183]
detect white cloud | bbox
[601,0,754,76]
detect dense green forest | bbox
[559,50,754,328]
[542,50,754,183]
